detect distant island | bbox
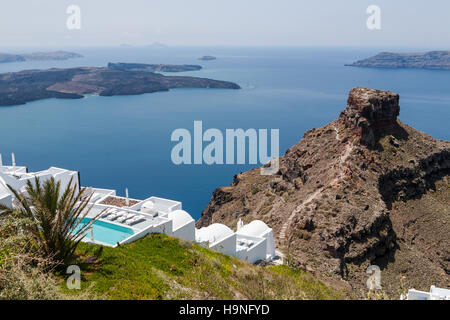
[0,51,83,64]
[346,51,450,70]
[0,62,240,106]
[199,55,216,61]
[108,62,202,72]
[146,42,167,48]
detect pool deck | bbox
[85,207,157,232]
[81,202,174,247]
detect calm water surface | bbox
[0,46,449,219]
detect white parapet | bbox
[404,286,450,300]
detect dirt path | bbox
[278,124,354,245]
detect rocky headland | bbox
[107,62,202,72]
[346,51,450,70]
[197,87,450,297]
[0,63,240,106]
[0,51,82,63]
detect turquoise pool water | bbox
[76,218,134,246]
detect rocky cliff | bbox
[197,87,450,296]
[346,51,450,70]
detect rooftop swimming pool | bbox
[76,218,134,246]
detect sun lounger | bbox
[101,212,110,218]
[101,208,118,218]
[101,208,114,218]
[116,216,127,223]
[106,212,121,221]
[125,215,145,226]
[125,216,138,225]
[117,213,135,223]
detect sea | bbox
[0,46,449,219]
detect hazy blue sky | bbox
[1,0,449,48]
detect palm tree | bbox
[0,177,101,266]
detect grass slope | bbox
[67,234,343,300]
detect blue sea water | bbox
[0,46,449,219]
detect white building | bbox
[236,220,276,263]
[402,286,450,300]
[196,223,237,256]
[0,155,275,264]
[0,153,79,206]
[0,183,12,207]
[195,220,276,263]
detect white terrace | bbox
[0,154,276,264]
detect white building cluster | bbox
[0,154,275,264]
[0,154,79,208]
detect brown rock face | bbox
[340,87,400,147]
[198,87,450,297]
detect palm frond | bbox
[2,176,100,265]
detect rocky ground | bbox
[197,87,450,297]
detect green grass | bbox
[64,234,343,300]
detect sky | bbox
[0,0,449,48]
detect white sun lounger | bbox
[101,211,110,218]
[106,212,121,221]
[112,210,127,222]
[101,208,118,218]
[125,215,145,226]
[117,213,135,223]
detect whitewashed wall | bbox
[0,194,12,208]
[209,233,237,257]
[172,220,195,241]
[236,235,267,264]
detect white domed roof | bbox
[196,223,234,243]
[236,220,270,237]
[141,200,158,216]
[167,209,194,230]
[142,200,155,209]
